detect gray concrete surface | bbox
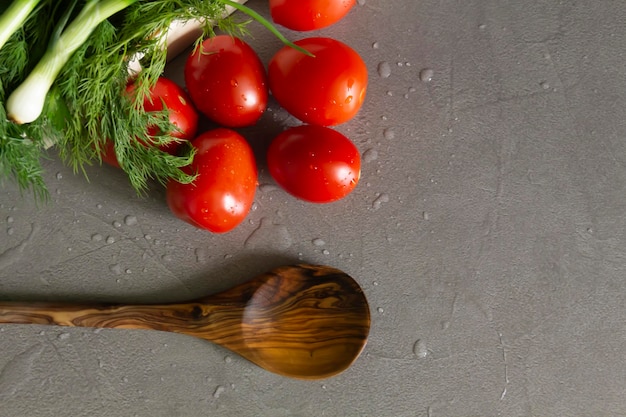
[2,0,626,416]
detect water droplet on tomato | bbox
[345,95,353,104]
[230,79,238,87]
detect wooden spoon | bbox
[0,264,370,379]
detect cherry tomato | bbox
[268,37,367,127]
[267,125,360,203]
[167,128,258,233]
[101,77,198,167]
[270,0,356,31]
[184,35,268,127]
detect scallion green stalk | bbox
[0,0,41,51]
[6,0,138,125]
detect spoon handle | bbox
[0,300,243,338]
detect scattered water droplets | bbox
[419,68,435,82]
[413,339,429,358]
[109,263,123,275]
[244,218,293,251]
[372,193,390,210]
[363,148,378,162]
[124,215,138,226]
[383,128,395,140]
[377,61,392,78]
[213,385,225,399]
[195,247,208,263]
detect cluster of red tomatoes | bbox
[104,0,367,233]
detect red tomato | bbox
[270,0,356,31]
[268,37,367,127]
[166,128,258,233]
[101,77,198,167]
[267,125,360,203]
[184,35,268,127]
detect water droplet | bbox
[109,263,123,275]
[373,281,379,286]
[244,218,293,251]
[322,249,330,255]
[363,148,378,162]
[419,68,435,82]
[377,61,392,78]
[383,128,395,140]
[195,247,207,263]
[422,211,430,220]
[6,216,14,223]
[112,220,122,228]
[124,215,138,226]
[372,193,390,210]
[57,332,70,340]
[56,172,63,180]
[161,254,172,262]
[106,236,115,244]
[478,23,487,30]
[312,238,326,247]
[230,79,238,87]
[224,356,233,364]
[259,183,280,194]
[377,307,384,313]
[413,339,429,358]
[372,41,380,49]
[213,385,225,399]
[91,233,103,242]
[540,81,550,90]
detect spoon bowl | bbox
[0,264,370,379]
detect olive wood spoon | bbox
[0,264,370,379]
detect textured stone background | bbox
[2,1,626,416]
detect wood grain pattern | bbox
[0,264,370,379]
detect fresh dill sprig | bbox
[0,0,299,201]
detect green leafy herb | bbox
[0,0,297,200]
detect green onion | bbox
[0,0,41,51]
[6,0,138,124]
